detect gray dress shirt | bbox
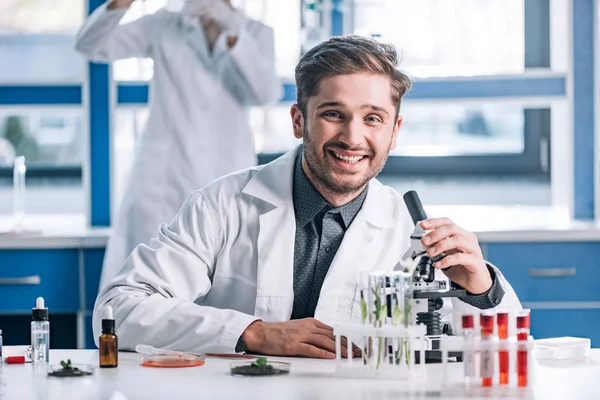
[290,154,368,319]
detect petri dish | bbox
[230,360,290,376]
[140,354,205,368]
[47,363,95,378]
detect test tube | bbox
[516,309,531,388]
[13,156,26,232]
[480,311,495,387]
[497,311,509,385]
[358,271,371,365]
[368,272,386,370]
[461,315,475,381]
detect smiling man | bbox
[93,35,521,358]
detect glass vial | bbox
[480,311,495,387]
[99,306,118,368]
[13,156,26,232]
[31,297,50,364]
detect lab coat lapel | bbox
[182,16,213,67]
[242,146,302,321]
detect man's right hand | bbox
[107,0,137,10]
[241,318,361,359]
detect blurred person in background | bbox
[75,0,281,291]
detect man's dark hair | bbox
[295,35,412,116]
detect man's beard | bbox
[302,125,391,195]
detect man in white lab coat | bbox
[93,35,521,358]
[75,0,281,292]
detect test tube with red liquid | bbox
[497,311,509,385]
[462,314,475,380]
[516,309,531,387]
[480,311,495,387]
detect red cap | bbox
[480,312,495,335]
[5,356,26,364]
[462,314,474,329]
[497,311,509,327]
[516,309,531,329]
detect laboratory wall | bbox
[0,0,598,349]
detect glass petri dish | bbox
[47,363,95,378]
[140,354,206,368]
[230,360,290,376]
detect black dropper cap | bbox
[32,297,49,321]
[102,306,115,334]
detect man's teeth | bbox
[333,152,364,163]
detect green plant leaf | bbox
[253,357,267,368]
[360,299,368,323]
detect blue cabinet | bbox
[530,309,600,347]
[0,250,80,312]
[486,242,600,347]
[0,248,104,349]
[486,242,600,302]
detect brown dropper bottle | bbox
[99,305,118,368]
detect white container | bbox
[533,337,591,361]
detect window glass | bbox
[350,0,525,77]
[0,0,85,82]
[393,103,525,156]
[0,109,84,216]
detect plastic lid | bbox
[104,306,113,320]
[496,311,509,327]
[516,309,531,329]
[480,311,495,334]
[461,315,474,329]
[534,337,591,360]
[32,297,48,321]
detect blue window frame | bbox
[0,0,595,222]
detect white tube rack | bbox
[333,323,428,380]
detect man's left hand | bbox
[420,217,492,295]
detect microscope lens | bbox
[418,257,435,282]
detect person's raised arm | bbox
[75,0,165,62]
[184,0,282,106]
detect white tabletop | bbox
[1,350,599,400]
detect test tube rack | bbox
[439,334,535,387]
[333,323,428,380]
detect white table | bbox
[1,350,599,400]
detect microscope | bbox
[395,190,466,363]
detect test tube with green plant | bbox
[369,272,387,370]
[358,271,371,365]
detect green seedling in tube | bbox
[371,285,387,370]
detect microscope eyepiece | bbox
[404,190,437,283]
[403,190,428,225]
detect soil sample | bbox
[230,357,290,376]
[48,360,93,378]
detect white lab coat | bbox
[75,3,282,291]
[93,146,522,354]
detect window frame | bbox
[0,0,595,223]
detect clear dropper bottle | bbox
[13,156,26,232]
[31,297,50,364]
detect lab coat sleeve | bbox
[213,22,282,106]
[75,2,163,61]
[92,191,259,354]
[449,262,522,336]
